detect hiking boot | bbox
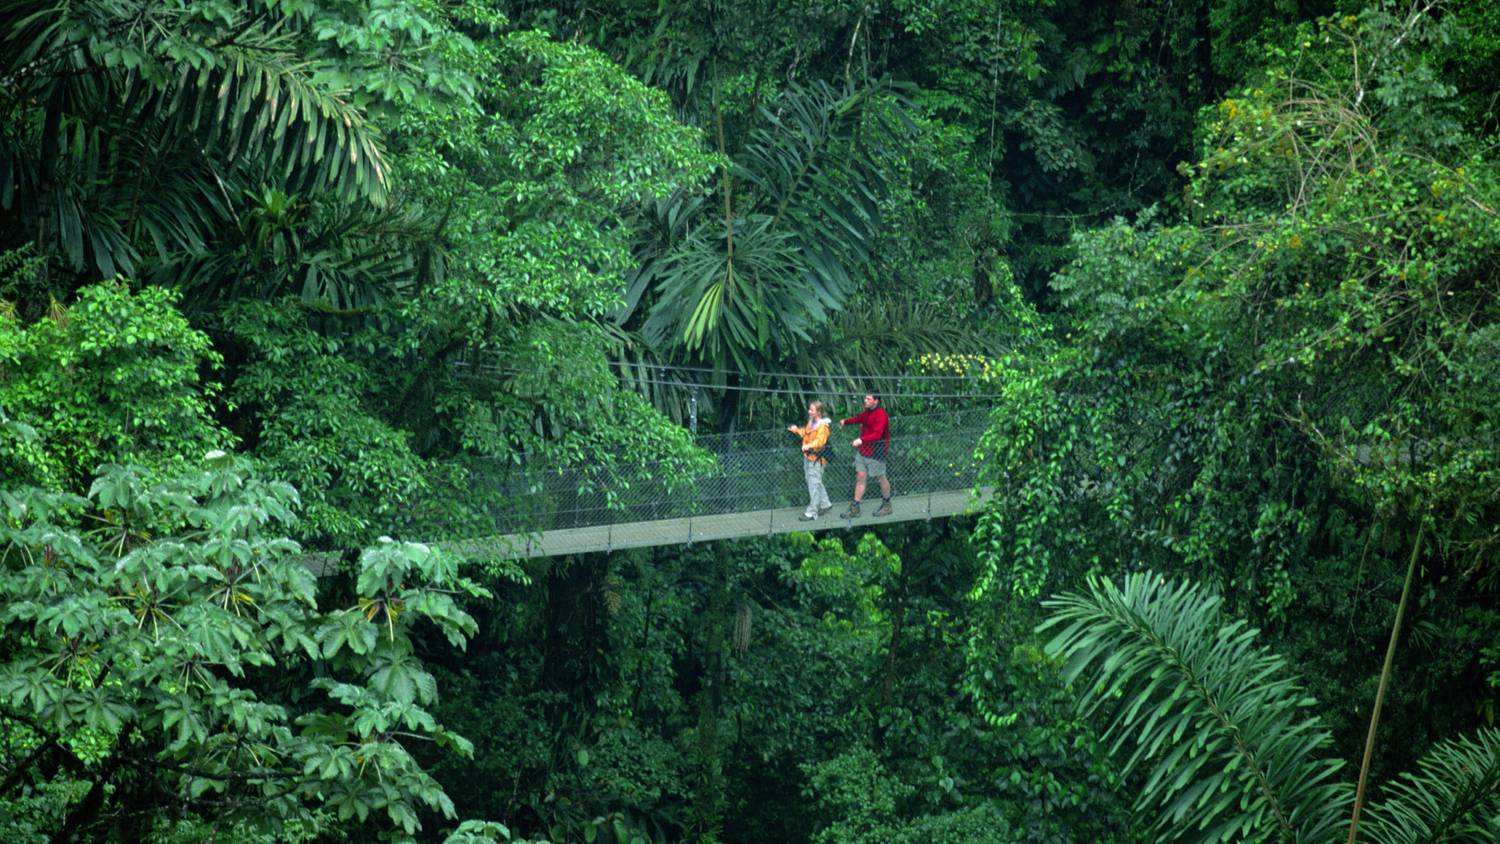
[798,513,817,521]
[842,503,861,518]
[817,504,833,515]
[873,499,893,517]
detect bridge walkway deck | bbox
[443,487,992,558]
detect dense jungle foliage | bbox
[1,0,1498,841]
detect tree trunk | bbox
[690,584,729,838]
[50,747,121,843]
[1195,0,1214,100]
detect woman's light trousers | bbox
[804,459,832,517]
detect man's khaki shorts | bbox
[854,453,887,478]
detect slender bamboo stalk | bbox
[1346,519,1426,844]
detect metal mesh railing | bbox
[443,409,993,538]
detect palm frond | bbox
[737,78,905,297]
[624,79,911,370]
[1361,727,1500,844]
[0,0,391,278]
[165,193,431,312]
[617,187,706,325]
[1038,572,1350,843]
[174,41,388,203]
[597,321,702,426]
[640,213,806,371]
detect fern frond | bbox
[1361,727,1500,844]
[1038,572,1350,843]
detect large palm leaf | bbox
[5,0,388,197]
[1040,573,1500,843]
[640,213,809,371]
[627,79,910,371]
[1039,572,1350,843]
[735,80,895,287]
[1361,727,1500,844]
[169,188,434,311]
[0,0,391,281]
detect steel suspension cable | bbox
[622,362,989,382]
[625,376,996,402]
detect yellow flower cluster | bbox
[913,352,1002,382]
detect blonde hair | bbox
[809,400,828,418]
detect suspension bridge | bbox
[434,407,994,559]
[313,358,1488,567]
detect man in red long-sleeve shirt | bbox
[841,392,892,517]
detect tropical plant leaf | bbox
[1037,572,1350,843]
[1361,727,1500,844]
[623,78,912,373]
[0,0,395,279]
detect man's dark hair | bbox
[868,392,881,403]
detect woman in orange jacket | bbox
[787,400,834,520]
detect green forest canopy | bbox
[1,0,1497,841]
